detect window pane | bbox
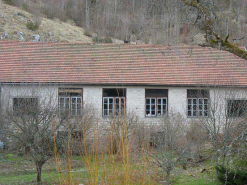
[188,99,192,104]
[199,99,203,104]
[199,111,203,116]
[227,100,247,117]
[193,110,197,116]
[158,99,161,104]
[146,110,150,116]
[145,89,168,97]
[163,105,167,113]
[188,111,192,116]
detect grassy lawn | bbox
[0,150,221,185]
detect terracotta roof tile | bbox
[0,41,246,87]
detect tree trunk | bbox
[166,170,171,185]
[182,0,247,60]
[36,161,44,184]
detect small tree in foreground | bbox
[148,113,192,184]
[190,89,247,170]
[4,98,67,184]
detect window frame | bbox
[145,89,168,118]
[102,88,126,117]
[58,88,83,117]
[12,97,39,116]
[227,99,247,118]
[187,89,209,118]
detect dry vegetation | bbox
[3,0,247,47]
[0,0,92,43]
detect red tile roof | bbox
[0,41,246,87]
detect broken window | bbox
[59,88,82,117]
[187,89,209,117]
[227,100,247,117]
[13,98,38,116]
[103,88,126,116]
[145,89,168,117]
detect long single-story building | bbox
[0,41,246,124]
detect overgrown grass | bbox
[1,116,239,185]
[0,150,223,185]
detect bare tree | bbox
[148,113,192,185]
[189,88,247,170]
[4,96,68,184]
[182,0,247,60]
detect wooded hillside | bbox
[5,0,247,46]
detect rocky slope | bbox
[0,0,93,43]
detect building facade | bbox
[0,41,246,124]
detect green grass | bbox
[0,151,222,185]
[175,175,221,185]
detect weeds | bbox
[93,36,113,43]
[26,21,39,31]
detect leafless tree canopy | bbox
[9,0,247,50]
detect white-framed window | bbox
[227,100,247,117]
[157,98,167,116]
[146,98,156,117]
[145,89,168,117]
[187,89,209,117]
[102,88,126,116]
[59,88,82,117]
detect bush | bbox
[93,36,113,43]
[84,30,92,37]
[216,165,247,185]
[21,3,28,11]
[26,21,39,31]
[3,0,14,5]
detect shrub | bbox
[84,30,92,37]
[26,21,39,31]
[216,165,247,185]
[3,0,14,5]
[93,36,113,43]
[21,3,28,11]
